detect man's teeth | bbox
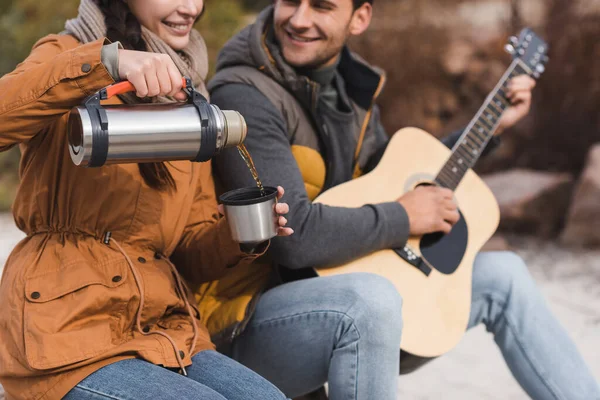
[290,34,314,43]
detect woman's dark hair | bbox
[96,0,177,192]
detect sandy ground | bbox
[0,214,598,399]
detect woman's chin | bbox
[163,35,191,51]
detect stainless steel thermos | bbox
[68,77,246,167]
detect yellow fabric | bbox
[291,145,326,201]
[196,259,272,338]
[197,145,327,340]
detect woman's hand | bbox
[117,49,187,101]
[274,186,294,237]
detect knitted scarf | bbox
[64,0,209,102]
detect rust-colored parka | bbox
[0,34,259,400]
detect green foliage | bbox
[197,0,248,77]
[0,0,80,76]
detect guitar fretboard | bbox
[435,60,531,191]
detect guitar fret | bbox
[436,55,539,193]
[478,116,494,130]
[441,162,463,179]
[438,169,460,188]
[456,143,477,158]
[512,64,528,76]
[447,162,469,177]
[460,138,480,153]
[450,157,472,173]
[456,144,479,160]
[435,175,453,189]
[473,121,490,138]
[492,95,508,108]
[489,98,505,113]
[448,155,469,171]
[456,141,477,157]
[466,134,483,146]
[463,143,482,157]
[472,124,488,139]
[483,111,498,126]
[485,103,502,118]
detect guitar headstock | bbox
[505,28,549,79]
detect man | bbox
[199,1,600,399]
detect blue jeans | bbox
[64,350,287,399]
[230,251,600,400]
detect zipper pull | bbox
[103,231,112,245]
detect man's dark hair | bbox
[353,0,373,9]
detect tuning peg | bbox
[533,72,541,79]
[535,64,545,74]
[542,55,549,64]
[505,36,520,55]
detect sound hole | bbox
[419,210,468,275]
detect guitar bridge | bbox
[393,246,432,277]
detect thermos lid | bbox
[222,110,247,147]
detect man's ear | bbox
[349,3,373,36]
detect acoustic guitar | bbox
[313,28,549,363]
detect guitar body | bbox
[314,127,500,358]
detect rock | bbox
[561,144,600,247]
[482,169,575,237]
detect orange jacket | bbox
[0,34,259,400]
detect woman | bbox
[0,0,293,399]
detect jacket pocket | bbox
[23,257,129,370]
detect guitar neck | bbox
[435,60,531,191]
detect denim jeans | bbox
[230,251,600,400]
[64,350,287,400]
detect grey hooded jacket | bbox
[209,7,493,270]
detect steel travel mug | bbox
[219,187,279,244]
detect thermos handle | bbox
[102,77,189,100]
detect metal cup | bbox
[219,186,279,244]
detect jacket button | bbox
[81,63,91,73]
[179,350,185,359]
[112,275,122,283]
[138,257,146,263]
[154,252,162,260]
[31,292,40,299]
[142,325,151,333]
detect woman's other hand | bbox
[274,186,294,237]
[218,186,294,237]
[117,49,187,101]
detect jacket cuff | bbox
[378,201,411,249]
[68,38,115,95]
[100,41,123,81]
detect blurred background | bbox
[0,0,598,398]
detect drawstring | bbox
[108,236,189,376]
[159,255,200,360]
